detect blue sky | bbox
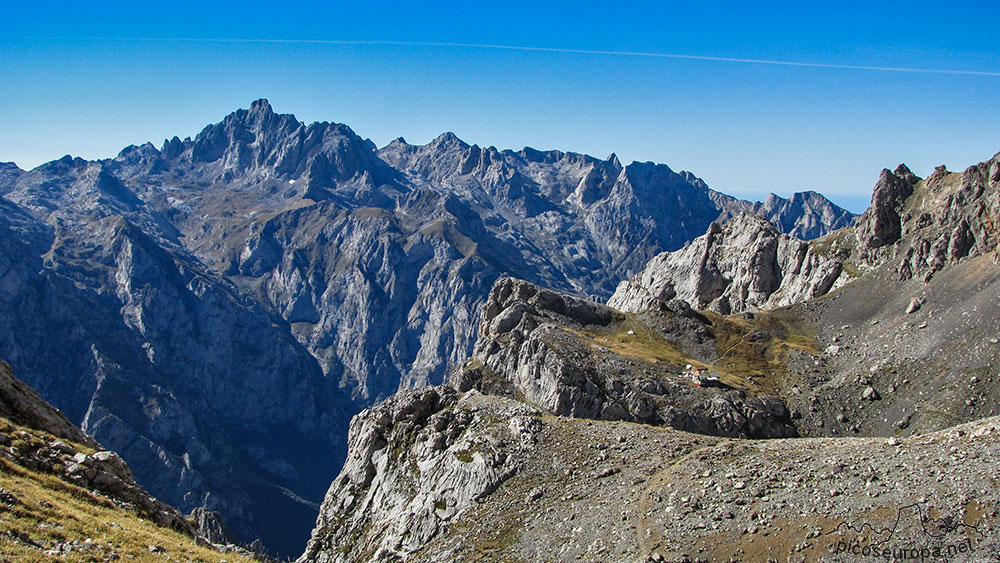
[2,1,998,212]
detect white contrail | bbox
[26,36,1000,77]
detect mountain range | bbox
[0,99,855,557]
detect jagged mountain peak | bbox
[35,154,89,173]
[764,190,821,205]
[0,161,24,195]
[678,170,709,190]
[623,159,676,177]
[248,96,273,114]
[426,131,470,150]
[893,162,920,183]
[191,99,304,164]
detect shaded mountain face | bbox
[0,99,853,556]
[0,160,349,557]
[0,361,262,561]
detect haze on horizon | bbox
[2,1,998,213]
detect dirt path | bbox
[633,439,732,558]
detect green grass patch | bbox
[701,310,819,393]
[572,315,706,369]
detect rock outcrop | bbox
[298,387,541,562]
[855,165,918,249]
[468,278,797,438]
[862,155,1000,281]
[608,213,845,315]
[0,360,94,447]
[0,361,192,535]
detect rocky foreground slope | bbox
[302,386,999,562]
[0,360,260,561]
[0,100,852,555]
[300,152,1000,562]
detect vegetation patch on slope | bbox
[0,418,256,562]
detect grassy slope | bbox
[572,309,818,395]
[0,418,256,563]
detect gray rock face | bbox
[298,387,540,563]
[855,165,918,249]
[609,213,845,315]
[0,100,853,555]
[468,278,796,438]
[714,190,856,240]
[0,162,23,194]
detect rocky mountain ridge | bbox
[848,159,1000,280]
[0,100,853,556]
[465,278,796,438]
[300,150,1000,561]
[714,189,856,240]
[608,213,847,315]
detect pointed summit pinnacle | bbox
[249,98,274,116]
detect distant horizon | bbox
[3,2,998,215]
[8,96,998,215]
[8,96,995,215]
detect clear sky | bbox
[2,1,998,212]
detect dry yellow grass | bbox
[573,310,818,394]
[572,316,708,370]
[702,310,819,393]
[0,419,256,563]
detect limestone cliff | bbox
[298,387,541,562]
[608,213,845,315]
